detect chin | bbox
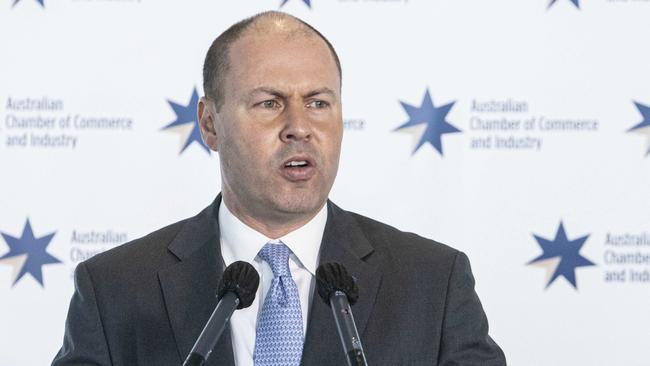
[273,193,326,217]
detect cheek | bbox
[232,116,278,147]
[228,135,278,177]
[323,124,343,153]
[220,118,274,157]
[320,134,342,175]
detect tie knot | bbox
[258,243,292,278]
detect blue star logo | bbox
[162,87,210,155]
[0,219,61,287]
[280,0,311,8]
[548,0,580,9]
[528,222,595,289]
[627,101,650,157]
[394,89,461,156]
[12,0,44,7]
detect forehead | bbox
[226,26,340,94]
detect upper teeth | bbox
[286,160,307,167]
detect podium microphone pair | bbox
[183,261,368,366]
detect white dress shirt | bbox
[219,201,328,366]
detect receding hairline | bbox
[245,12,317,36]
[202,11,342,109]
[231,14,336,68]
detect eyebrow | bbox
[248,87,337,100]
[304,87,336,99]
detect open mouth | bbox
[284,160,310,168]
[281,157,316,181]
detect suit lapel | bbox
[158,197,235,366]
[156,197,380,366]
[301,201,382,365]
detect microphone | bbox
[183,261,260,366]
[316,262,368,366]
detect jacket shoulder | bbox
[81,218,188,280]
[347,210,459,256]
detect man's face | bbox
[204,27,343,227]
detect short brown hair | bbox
[202,11,342,110]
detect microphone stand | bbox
[183,292,240,366]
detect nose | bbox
[280,104,312,143]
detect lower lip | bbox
[280,165,316,181]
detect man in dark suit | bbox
[53,11,506,366]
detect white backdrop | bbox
[1,0,649,365]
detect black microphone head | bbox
[217,261,260,309]
[316,262,359,306]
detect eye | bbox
[307,100,329,109]
[259,100,280,109]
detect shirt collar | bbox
[219,201,328,276]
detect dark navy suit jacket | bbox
[53,196,506,365]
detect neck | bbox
[221,194,322,239]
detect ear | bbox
[198,96,219,152]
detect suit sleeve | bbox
[437,251,507,366]
[51,261,112,366]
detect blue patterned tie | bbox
[253,243,304,366]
